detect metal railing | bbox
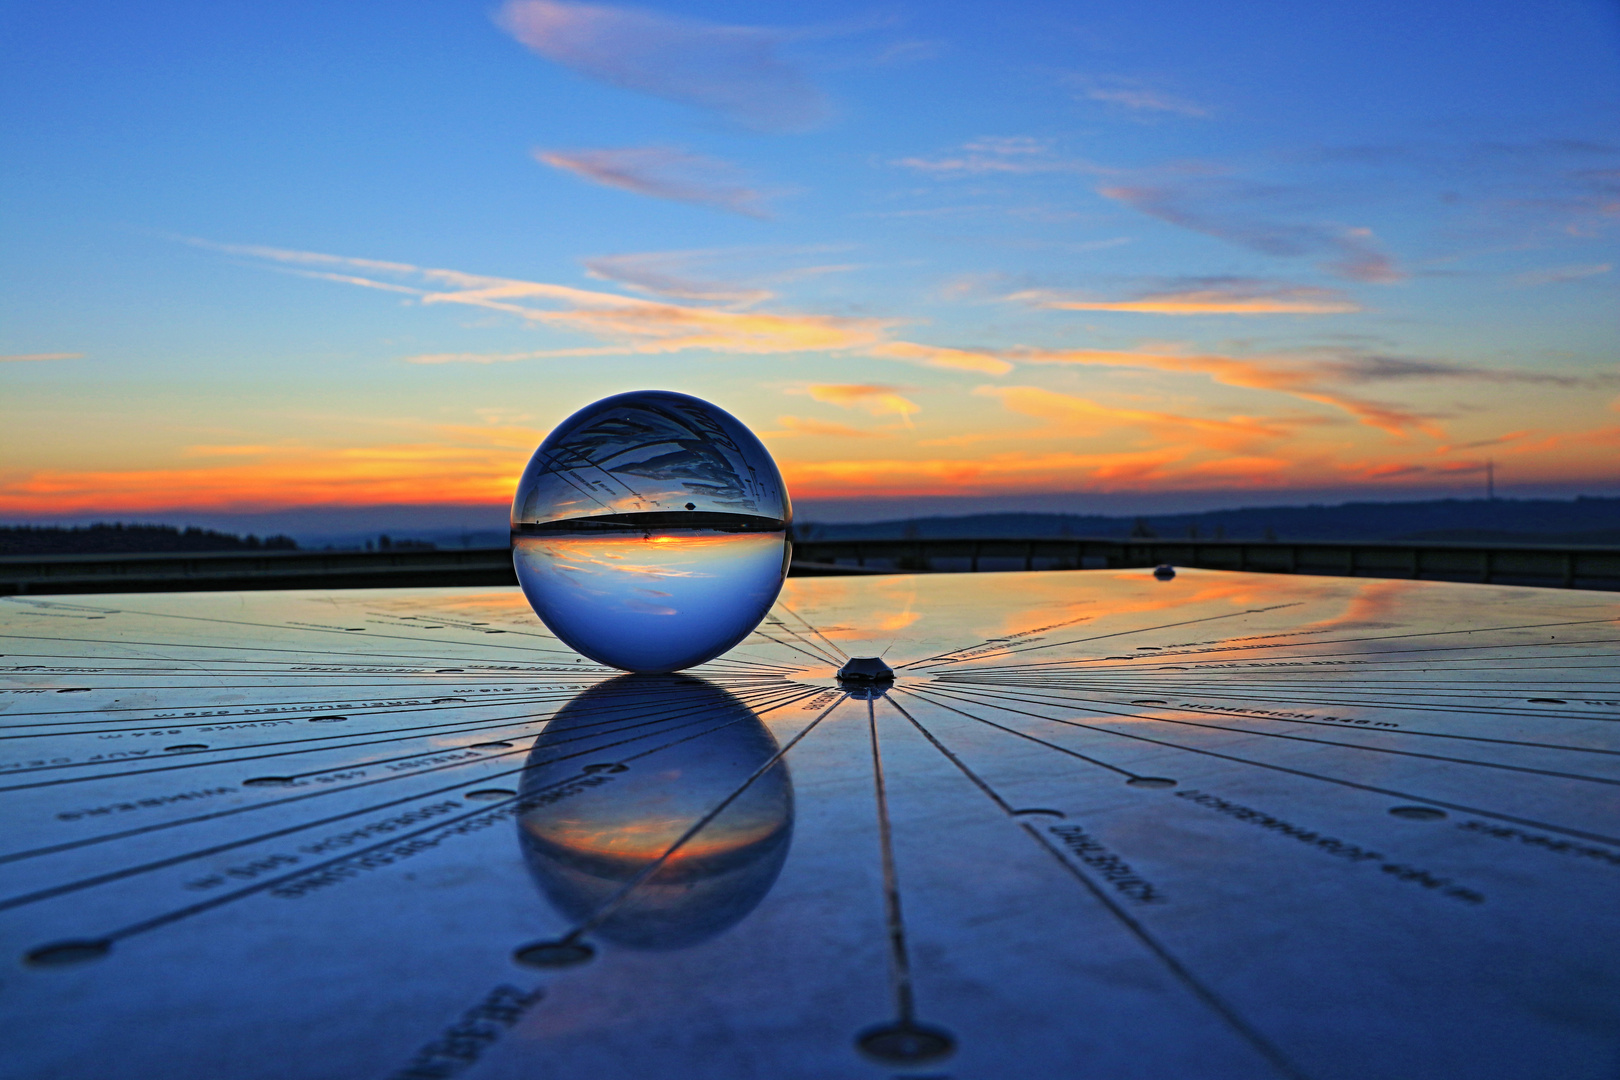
[789,537,1620,591]
[2,537,1616,596]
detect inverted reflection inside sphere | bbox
[511,391,791,672]
[517,675,793,950]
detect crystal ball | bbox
[511,391,791,672]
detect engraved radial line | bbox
[760,617,843,666]
[694,655,807,674]
[881,695,1312,1080]
[1134,618,1620,656]
[885,613,1096,671]
[0,685,812,866]
[927,687,1620,754]
[867,694,920,1026]
[0,630,582,665]
[0,690,588,739]
[965,620,1620,674]
[277,683,803,781]
[913,685,1620,849]
[0,699,615,789]
[1116,638,1620,668]
[2,686,824,921]
[775,602,851,662]
[2,616,582,658]
[891,687,1141,779]
[934,685,1620,787]
[899,604,1302,671]
[0,678,795,788]
[749,628,842,667]
[0,687,590,725]
[0,673,793,734]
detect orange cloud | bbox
[1012,347,1443,437]
[801,384,921,426]
[978,385,1296,451]
[195,240,1004,376]
[780,448,1194,498]
[765,416,885,438]
[865,341,1011,375]
[1012,286,1359,315]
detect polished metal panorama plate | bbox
[3,570,1619,1080]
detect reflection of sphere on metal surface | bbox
[511,391,791,673]
[517,674,793,951]
[1153,564,1176,581]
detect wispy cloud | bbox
[765,416,885,438]
[1010,278,1360,315]
[1099,182,1405,283]
[865,341,1010,375]
[1008,347,1586,437]
[584,250,773,304]
[797,383,920,426]
[536,147,773,217]
[1513,262,1611,287]
[0,352,81,362]
[778,447,1271,497]
[496,0,827,132]
[581,246,855,304]
[1434,430,1535,454]
[1072,77,1209,118]
[977,385,1296,452]
[403,348,624,365]
[893,137,1092,177]
[192,239,1005,375]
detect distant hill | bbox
[0,523,298,556]
[792,497,1620,545]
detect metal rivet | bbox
[513,940,595,968]
[855,1023,955,1064]
[25,940,111,967]
[1389,806,1447,821]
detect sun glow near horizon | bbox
[2,1,1617,520]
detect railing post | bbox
[971,541,980,573]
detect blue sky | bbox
[2,0,1617,520]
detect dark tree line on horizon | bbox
[0,523,298,557]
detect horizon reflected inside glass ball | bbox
[511,391,792,673]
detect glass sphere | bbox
[511,390,791,672]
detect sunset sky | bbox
[3,0,1618,524]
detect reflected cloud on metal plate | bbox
[517,674,794,950]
